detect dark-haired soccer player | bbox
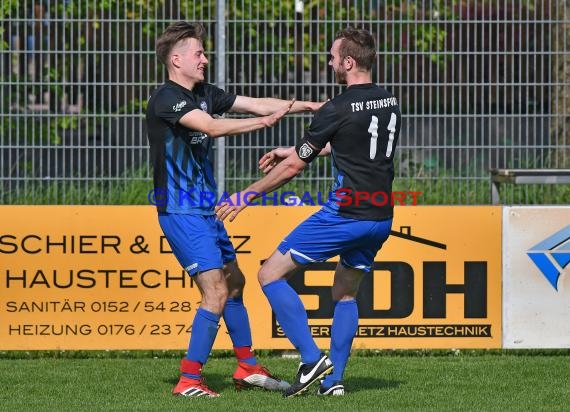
[146,21,323,397]
[217,27,402,397]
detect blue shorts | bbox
[158,213,236,276]
[277,209,392,273]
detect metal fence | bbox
[1,1,568,205]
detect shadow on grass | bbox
[164,373,402,394]
[346,376,403,392]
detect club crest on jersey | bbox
[200,101,208,112]
[298,143,313,159]
[173,100,187,112]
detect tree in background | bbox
[0,0,566,172]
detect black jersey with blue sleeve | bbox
[303,83,401,221]
[146,80,236,214]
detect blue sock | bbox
[322,300,358,388]
[223,297,257,365]
[262,279,321,364]
[186,308,220,365]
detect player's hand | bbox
[263,99,295,127]
[259,147,294,174]
[215,192,254,222]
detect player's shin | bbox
[321,299,358,388]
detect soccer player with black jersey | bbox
[216,27,401,397]
[146,21,323,398]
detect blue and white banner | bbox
[503,207,570,348]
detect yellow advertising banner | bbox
[0,205,501,350]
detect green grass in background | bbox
[3,166,569,205]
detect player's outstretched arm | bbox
[259,142,331,174]
[216,152,307,222]
[178,99,294,137]
[230,96,324,115]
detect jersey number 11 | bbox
[368,113,397,160]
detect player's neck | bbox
[345,71,372,87]
[168,73,198,91]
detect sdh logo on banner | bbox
[269,207,502,349]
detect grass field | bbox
[1,351,569,411]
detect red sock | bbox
[180,358,202,379]
[234,346,257,365]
